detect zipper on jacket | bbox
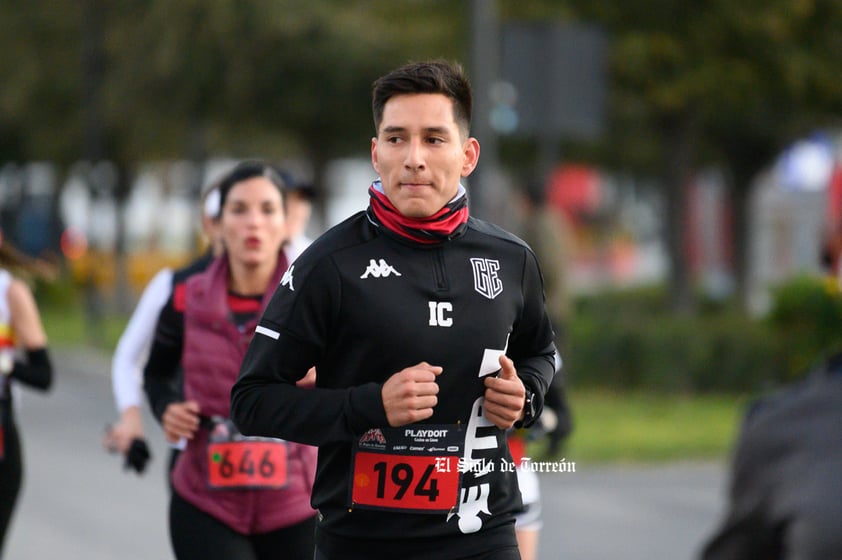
[433,248,449,292]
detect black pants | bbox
[0,419,22,557]
[169,490,316,560]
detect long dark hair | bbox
[0,236,58,281]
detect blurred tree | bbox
[503,0,842,312]
[113,0,465,224]
[567,0,842,311]
[0,1,83,163]
[0,0,465,322]
[9,0,840,315]
[0,0,465,187]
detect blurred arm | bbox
[7,278,52,391]
[111,268,172,412]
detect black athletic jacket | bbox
[231,211,556,559]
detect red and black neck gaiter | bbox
[366,182,469,245]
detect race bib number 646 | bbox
[206,417,289,490]
[208,440,288,489]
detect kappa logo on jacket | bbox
[360,258,401,279]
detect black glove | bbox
[124,438,151,474]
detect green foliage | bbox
[567,276,842,394]
[539,388,747,463]
[0,0,467,164]
[31,269,82,310]
[35,272,129,351]
[566,285,786,393]
[766,274,842,378]
[574,283,672,316]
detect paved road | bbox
[539,460,725,559]
[5,347,171,560]
[4,347,729,559]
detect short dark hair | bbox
[216,160,287,218]
[372,59,473,137]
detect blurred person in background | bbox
[508,177,576,560]
[144,161,317,560]
[512,177,574,456]
[103,182,223,474]
[276,168,316,264]
[0,230,54,556]
[700,230,842,560]
[700,349,842,559]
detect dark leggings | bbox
[0,419,22,557]
[169,490,316,560]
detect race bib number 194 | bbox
[350,425,463,514]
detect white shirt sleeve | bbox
[284,234,313,266]
[111,268,174,412]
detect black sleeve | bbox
[508,249,558,427]
[231,256,389,447]
[143,292,184,422]
[10,347,53,391]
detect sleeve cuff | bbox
[516,374,545,429]
[152,396,179,423]
[348,382,389,434]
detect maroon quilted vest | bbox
[171,254,317,534]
